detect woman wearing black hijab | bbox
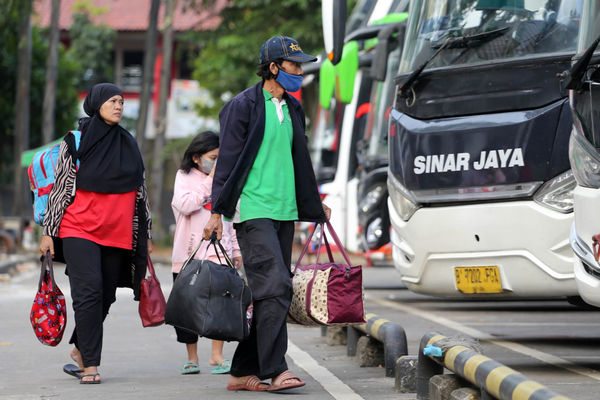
[40,83,152,384]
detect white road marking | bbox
[369,297,600,381]
[466,322,600,327]
[287,340,365,400]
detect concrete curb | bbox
[395,355,418,393]
[417,331,572,400]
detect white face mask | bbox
[199,157,215,174]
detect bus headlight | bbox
[533,169,576,213]
[387,173,420,221]
[569,133,600,188]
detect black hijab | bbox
[75,83,144,193]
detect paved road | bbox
[3,257,600,399]
[364,266,600,400]
[0,259,408,400]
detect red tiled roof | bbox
[33,0,225,32]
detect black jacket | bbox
[212,81,325,222]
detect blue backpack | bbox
[27,131,81,225]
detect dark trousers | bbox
[230,218,294,380]
[172,272,199,344]
[62,237,129,367]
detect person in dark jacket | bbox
[203,36,330,392]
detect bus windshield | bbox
[577,0,600,52]
[310,100,344,182]
[398,0,582,74]
[364,46,403,161]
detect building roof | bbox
[34,0,225,32]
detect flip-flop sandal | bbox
[226,375,269,391]
[80,373,101,384]
[267,370,306,392]
[63,363,83,379]
[181,361,200,375]
[211,359,231,374]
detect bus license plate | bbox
[454,266,502,294]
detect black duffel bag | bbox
[165,236,252,342]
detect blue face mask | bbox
[276,68,303,92]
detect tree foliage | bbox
[0,0,120,187]
[0,0,79,185]
[185,0,324,116]
[66,11,116,90]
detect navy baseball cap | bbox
[260,36,317,64]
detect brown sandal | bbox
[226,375,269,391]
[267,370,305,392]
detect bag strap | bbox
[179,233,236,274]
[146,255,159,281]
[295,223,318,269]
[313,224,335,264]
[71,130,82,148]
[321,232,335,263]
[38,251,56,291]
[211,237,236,269]
[179,237,207,273]
[293,223,335,274]
[72,130,81,169]
[325,221,352,266]
[64,130,82,169]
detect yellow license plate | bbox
[454,266,502,294]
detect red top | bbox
[59,189,137,250]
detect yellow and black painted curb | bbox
[417,332,571,400]
[348,313,408,377]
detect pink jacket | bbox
[171,168,241,273]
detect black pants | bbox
[172,272,199,344]
[63,237,129,367]
[230,219,294,380]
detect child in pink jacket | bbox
[171,131,242,375]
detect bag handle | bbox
[313,225,335,264]
[324,221,352,266]
[320,230,335,263]
[211,237,236,269]
[295,223,318,269]
[38,251,56,291]
[146,255,159,282]
[200,232,236,269]
[179,237,208,274]
[179,233,235,275]
[294,223,335,274]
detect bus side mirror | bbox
[371,23,405,82]
[323,0,347,65]
[564,33,600,91]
